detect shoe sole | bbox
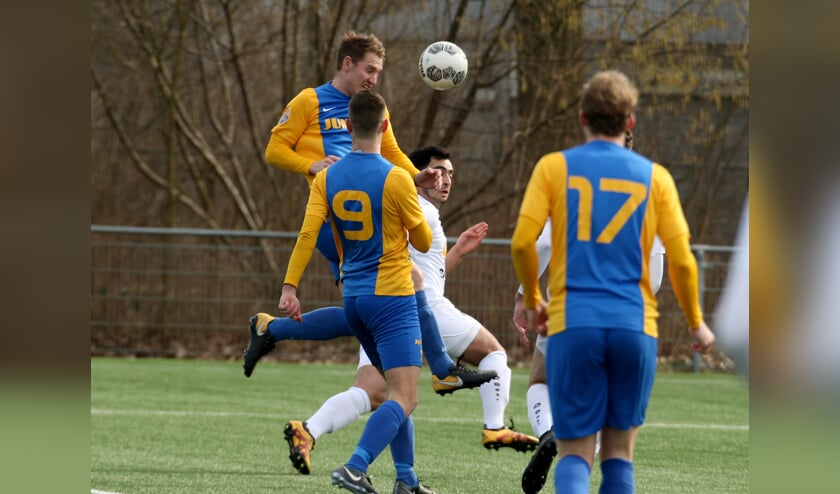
[521,440,557,493]
[482,440,538,453]
[284,423,311,475]
[433,386,459,396]
[433,373,497,396]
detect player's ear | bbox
[341,55,353,71]
[380,119,389,134]
[627,113,636,131]
[346,118,353,133]
[578,110,588,127]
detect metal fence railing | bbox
[90,225,737,371]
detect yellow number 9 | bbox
[332,190,374,241]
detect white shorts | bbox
[358,296,482,367]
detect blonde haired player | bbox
[515,128,666,494]
[512,70,714,494]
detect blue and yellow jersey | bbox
[284,152,430,296]
[512,141,701,338]
[265,82,420,185]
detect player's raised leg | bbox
[411,266,496,394]
[284,356,383,474]
[453,320,538,452]
[242,306,352,377]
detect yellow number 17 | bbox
[567,176,647,244]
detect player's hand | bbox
[454,222,488,256]
[309,155,339,175]
[689,320,715,353]
[527,300,549,336]
[279,284,302,322]
[512,293,531,347]
[415,167,441,190]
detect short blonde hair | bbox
[336,31,386,70]
[579,70,639,137]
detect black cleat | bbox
[243,313,276,377]
[331,465,379,494]
[521,431,558,494]
[431,362,497,396]
[392,479,437,494]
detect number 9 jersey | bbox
[284,152,429,297]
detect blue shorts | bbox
[546,328,657,439]
[316,220,341,283]
[343,295,422,372]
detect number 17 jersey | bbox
[517,141,690,337]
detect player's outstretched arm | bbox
[445,222,488,274]
[414,167,441,190]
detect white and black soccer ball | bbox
[418,41,468,91]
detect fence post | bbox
[692,246,706,373]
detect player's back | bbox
[323,152,415,297]
[547,141,655,333]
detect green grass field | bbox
[91,358,748,493]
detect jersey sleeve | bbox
[512,156,556,307]
[651,164,702,328]
[386,168,430,251]
[283,171,329,286]
[663,234,703,328]
[380,107,421,177]
[266,89,317,176]
[517,219,553,295]
[651,164,690,244]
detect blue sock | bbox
[267,306,353,341]
[554,455,591,494]
[391,417,419,487]
[347,400,406,473]
[415,291,453,377]
[599,458,634,494]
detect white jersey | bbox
[408,195,447,302]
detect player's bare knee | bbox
[353,365,387,409]
[367,389,386,410]
[461,328,505,365]
[398,395,419,415]
[599,427,636,461]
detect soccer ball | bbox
[418,41,468,91]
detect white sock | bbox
[478,350,511,429]
[526,383,552,437]
[305,386,371,440]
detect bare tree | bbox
[91,0,748,246]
